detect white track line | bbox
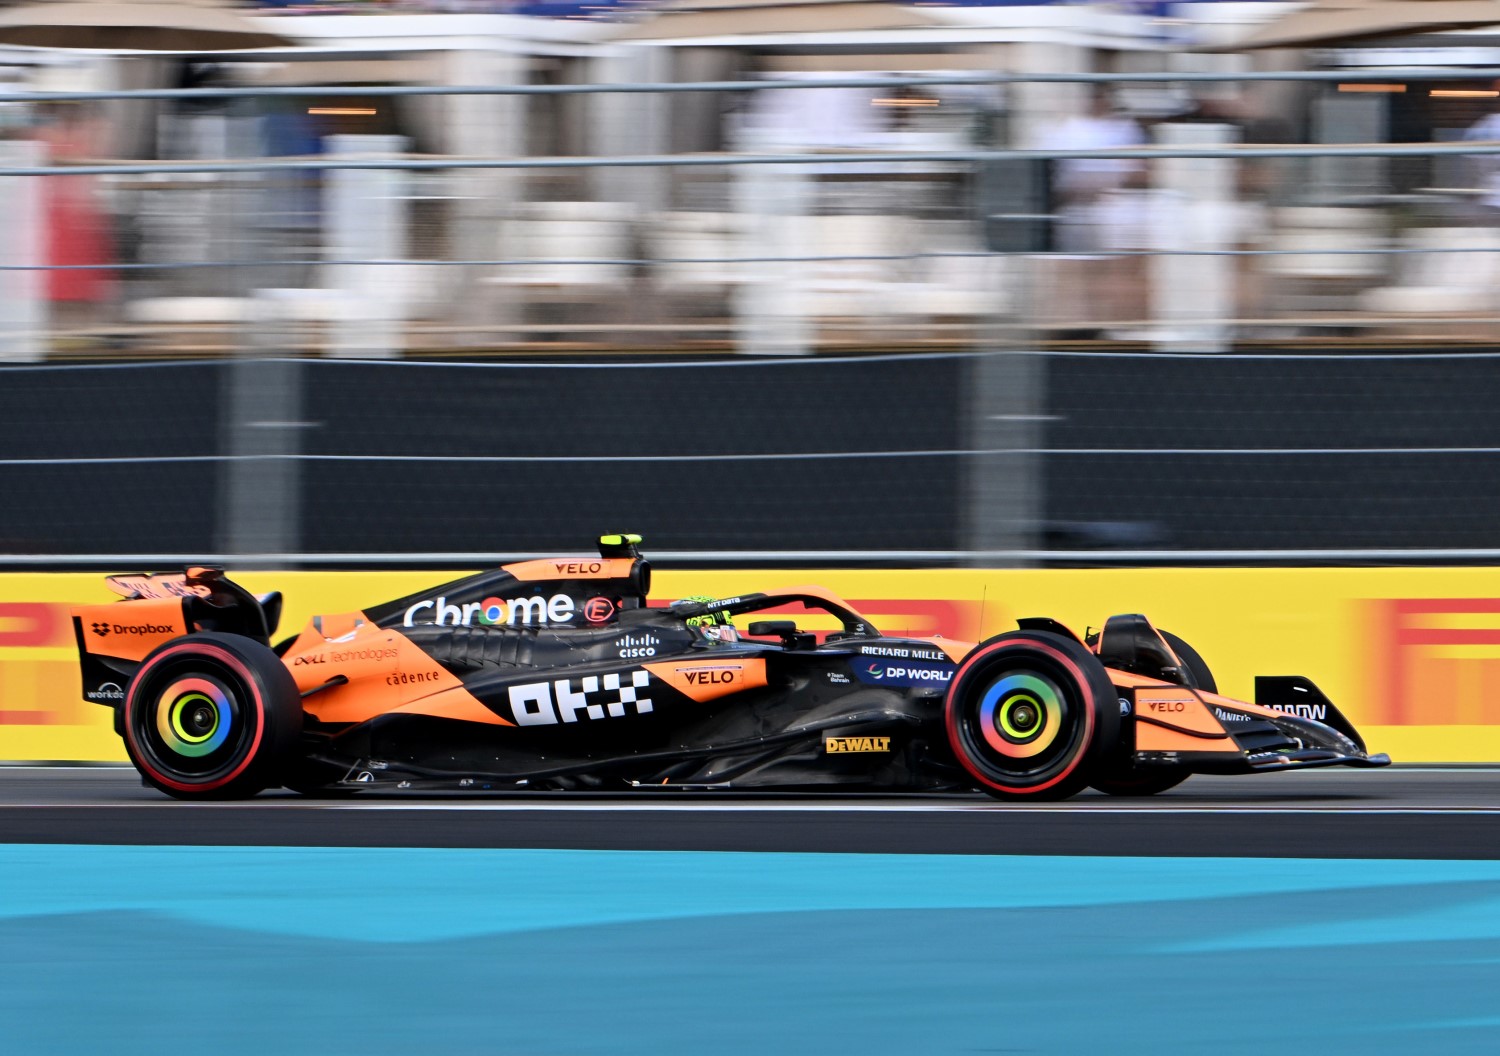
[6,800,1500,815]
[9,764,1500,775]
[319,803,1500,815]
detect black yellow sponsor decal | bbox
[825,735,892,754]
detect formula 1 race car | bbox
[72,535,1389,800]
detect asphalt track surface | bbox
[5,764,1500,857]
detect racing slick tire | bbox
[1089,629,1213,797]
[945,630,1120,800]
[122,632,302,800]
[1089,765,1190,797]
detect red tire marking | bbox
[945,637,1098,796]
[124,641,267,794]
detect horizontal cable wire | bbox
[8,448,1500,467]
[292,349,1500,363]
[8,67,1500,106]
[4,244,1499,273]
[16,349,1500,376]
[9,140,1500,177]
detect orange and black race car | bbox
[72,535,1389,800]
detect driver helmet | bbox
[683,596,739,643]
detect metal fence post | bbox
[0,140,46,363]
[218,348,305,564]
[962,266,1044,570]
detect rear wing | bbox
[104,570,213,601]
[73,568,283,709]
[94,567,283,641]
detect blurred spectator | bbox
[1043,86,1148,249]
[1464,91,1500,221]
[37,104,116,331]
[1180,91,1292,331]
[1040,86,1148,335]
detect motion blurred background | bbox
[4,0,1500,564]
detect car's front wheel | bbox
[945,630,1120,800]
[1089,766,1191,797]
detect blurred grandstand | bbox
[5,0,1500,563]
[7,0,1500,357]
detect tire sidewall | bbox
[123,632,300,799]
[1089,767,1190,797]
[945,630,1120,799]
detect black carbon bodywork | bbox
[306,595,967,792]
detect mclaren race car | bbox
[72,535,1389,800]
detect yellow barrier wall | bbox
[5,567,1500,763]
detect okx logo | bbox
[509,671,653,726]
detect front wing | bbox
[1126,674,1390,774]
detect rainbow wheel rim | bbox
[155,677,232,758]
[977,673,1064,759]
[131,661,253,785]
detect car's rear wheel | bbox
[123,632,302,800]
[1090,629,1213,797]
[945,630,1120,800]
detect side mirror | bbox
[748,620,798,637]
[748,620,817,650]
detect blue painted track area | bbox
[5,845,1500,1054]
